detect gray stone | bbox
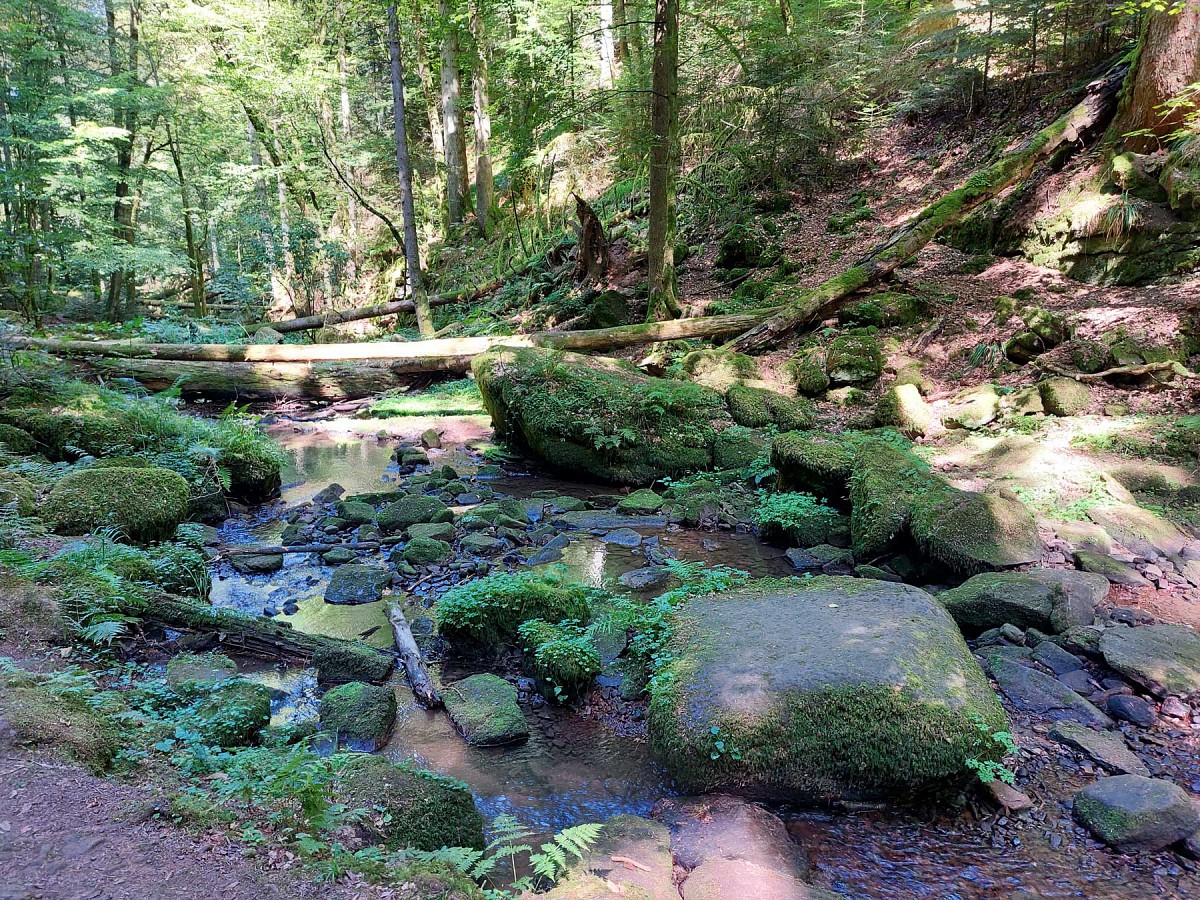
[1107,694,1157,728]
[1047,721,1149,776]
[1073,551,1152,588]
[1033,641,1084,675]
[1074,775,1200,853]
[784,547,824,573]
[987,655,1112,727]
[1100,625,1200,697]
[324,564,392,605]
[937,569,1107,635]
[1058,669,1100,694]
[603,528,643,548]
[460,533,507,555]
[619,566,674,591]
[1087,504,1188,559]
[230,552,284,575]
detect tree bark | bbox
[574,194,610,281]
[166,123,206,317]
[103,0,141,321]
[388,600,443,708]
[337,32,359,284]
[469,0,494,234]
[725,65,1128,353]
[1106,0,1200,151]
[439,0,470,227]
[389,4,435,338]
[645,0,681,322]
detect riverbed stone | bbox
[617,488,664,515]
[603,528,643,548]
[324,564,392,605]
[334,499,376,526]
[1074,775,1200,853]
[402,537,453,565]
[985,654,1111,727]
[1048,721,1149,775]
[1100,624,1200,697]
[619,566,674,591]
[936,569,1105,635]
[1087,503,1188,558]
[1107,694,1158,728]
[1039,377,1092,416]
[407,521,455,542]
[648,576,1008,804]
[377,494,454,533]
[444,674,529,747]
[459,533,506,556]
[944,384,1001,430]
[874,383,932,437]
[230,552,284,575]
[319,681,396,748]
[1073,550,1151,587]
[1032,641,1084,675]
[321,547,356,566]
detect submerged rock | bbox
[648,576,1008,804]
[443,674,529,747]
[324,564,391,605]
[230,552,284,575]
[617,488,665,515]
[1074,775,1200,853]
[1100,625,1200,697]
[936,569,1106,634]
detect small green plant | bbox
[437,568,597,645]
[965,722,1018,785]
[754,490,841,545]
[708,725,743,762]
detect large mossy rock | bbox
[44,466,190,542]
[1074,775,1200,853]
[874,384,932,437]
[165,652,237,695]
[444,674,529,747]
[936,570,1107,635]
[726,384,814,431]
[1100,625,1200,698]
[0,470,36,516]
[377,494,454,533]
[320,681,397,747]
[324,564,392,605]
[334,754,485,851]
[647,577,1009,804]
[771,430,902,500]
[0,669,119,772]
[473,347,733,484]
[825,331,884,385]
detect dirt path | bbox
[0,745,340,900]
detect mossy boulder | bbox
[837,293,922,329]
[0,669,120,771]
[944,385,1001,430]
[874,384,932,437]
[1109,332,1181,367]
[1074,775,1200,853]
[1069,339,1113,374]
[230,552,284,575]
[436,571,593,645]
[772,431,865,499]
[1021,306,1072,345]
[377,495,454,533]
[648,577,1009,804]
[0,470,36,515]
[1099,625,1200,698]
[715,223,773,269]
[44,466,190,542]
[312,643,395,686]
[334,754,485,851]
[166,652,237,695]
[444,674,529,746]
[935,570,1108,635]
[712,427,769,471]
[1039,377,1091,416]
[324,564,392,605]
[192,680,271,747]
[402,536,453,565]
[825,331,884,385]
[680,349,759,391]
[0,424,35,454]
[407,521,456,542]
[726,384,814,431]
[617,489,664,515]
[783,348,830,398]
[473,346,733,485]
[334,500,377,526]
[320,681,397,747]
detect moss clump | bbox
[377,494,454,533]
[617,488,664,515]
[726,384,815,431]
[1021,306,1071,345]
[444,674,529,746]
[715,223,774,269]
[517,620,602,702]
[313,642,395,685]
[874,384,932,438]
[402,536,453,565]
[1069,339,1113,374]
[712,427,768,471]
[320,681,397,747]
[407,521,456,542]
[90,455,152,469]
[848,439,930,559]
[825,330,884,385]
[166,652,237,695]
[0,667,120,771]
[1039,377,1091,416]
[44,466,190,542]
[192,680,271,747]
[838,293,923,328]
[772,429,908,499]
[754,492,848,548]
[335,754,485,851]
[437,570,593,645]
[680,349,758,391]
[334,500,376,526]
[0,424,35,454]
[0,470,36,515]
[783,348,831,397]
[473,346,732,485]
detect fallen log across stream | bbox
[388,599,443,708]
[7,310,774,399]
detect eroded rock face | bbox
[648,577,1008,804]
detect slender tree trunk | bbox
[1107,0,1200,151]
[414,13,446,164]
[598,0,618,87]
[104,0,140,321]
[167,123,206,316]
[439,0,469,228]
[469,0,494,235]
[613,0,630,65]
[389,4,435,338]
[646,0,681,322]
[337,34,359,284]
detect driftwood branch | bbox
[388,599,442,708]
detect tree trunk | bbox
[598,0,618,87]
[414,10,446,166]
[104,0,140,321]
[389,4,435,338]
[575,194,610,281]
[645,0,681,322]
[613,0,630,65]
[725,65,1127,353]
[439,0,470,227]
[337,33,359,284]
[1106,0,1200,151]
[388,600,442,708]
[166,124,207,317]
[469,0,494,235]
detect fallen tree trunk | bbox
[725,65,1127,353]
[15,310,775,399]
[243,291,473,335]
[388,599,442,708]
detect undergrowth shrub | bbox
[436,569,595,645]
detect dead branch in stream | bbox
[724,64,1128,353]
[388,600,442,708]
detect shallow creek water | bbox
[210,411,1200,898]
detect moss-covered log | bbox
[725,65,1127,353]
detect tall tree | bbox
[1107,0,1200,151]
[470,0,494,234]
[645,0,681,322]
[439,0,470,228]
[598,0,618,87]
[389,3,435,338]
[103,0,141,320]
[166,123,206,316]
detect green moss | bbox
[783,348,830,397]
[0,667,120,771]
[407,521,456,542]
[192,680,271,747]
[360,379,487,419]
[1070,339,1113,374]
[320,681,397,747]
[826,330,885,385]
[517,619,602,702]
[909,487,1040,574]
[0,470,36,515]
[44,466,190,542]
[312,642,395,685]
[437,570,593,645]
[377,494,454,533]
[772,429,908,499]
[680,349,758,391]
[712,427,769,472]
[874,384,932,437]
[848,439,930,559]
[334,754,485,851]
[617,488,664,515]
[443,674,529,746]
[0,424,35,454]
[838,293,923,328]
[402,536,453,565]
[166,652,237,695]
[1039,377,1092,416]
[754,492,847,548]
[726,384,814,431]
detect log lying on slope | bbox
[725,64,1128,353]
[12,310,774,399]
